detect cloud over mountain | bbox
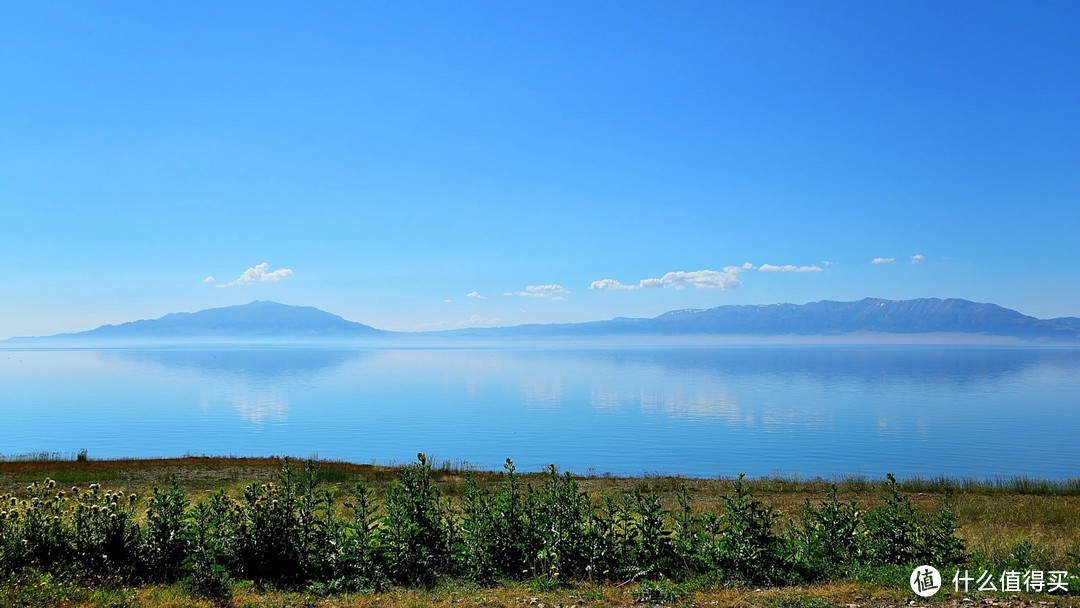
[216,263,294,288]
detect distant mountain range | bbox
[17,300,384,341]
[443,297,1080,341]
[6,298,1080,343]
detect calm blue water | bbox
[1,347,1078,479]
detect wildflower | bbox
[46,479,55,488]
[56,491,65,499]
[117,490,124,497]
[110,513,117,520]
[71,487,78,493]
[145,508,153,516]
[20,539,28,546]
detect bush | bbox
[795,485,862,579]
[862,474,966,567]
[717,474,790,585]
[380,453,455,587]
[625,489,677,578]
[0,462,973,595]
[339,481,387,590]
[142,477,189,582]
[461,459,531,582]
[528,465,594,580]
[69,483,141,580]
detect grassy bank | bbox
[1,455,1079,608]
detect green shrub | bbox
[0,463,973,595]
[339,481,387,590]
[142,476,189,582]
[528,465,594,580]
[460,459,532,582]
[862,474,965,567]
[8,480,70,574]
[69,483,141,579]
[625,489,677,578]
[717,474,789,585]
[795,485,862,579]
[181,501,232,602]
[380,453,455,587]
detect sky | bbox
[2,1,1079,338]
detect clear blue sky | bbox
[2,1,1078,337]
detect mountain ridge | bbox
[440,297,1079,340]
[5,298,1079,343]
[11,300,384,341]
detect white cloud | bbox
[757,264,824,273]
[661,269,742,290]
[459,314,501,328]
[872,257,895,265]
[505,284,570,298]
[822,260,833,267]
[527,284,567,294]
[443,299,452,303]
[590,268,743,291]
[466,291,486,300]
[590,261,827,292]
[216,262,294,288]
[910,254,925,264]
[202,276,215,283]
[587,278,635,291]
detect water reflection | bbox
[0,346,1077,478]
[98,347,367,380]
[98,348,374,428]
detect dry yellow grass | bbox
[13,580,1080,608]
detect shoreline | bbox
[2,455,1079,495]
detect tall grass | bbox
[0,455,973,597]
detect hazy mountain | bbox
[11,301,385,342]
[6,298,1079,344]
[1049,317,1080,330]
[440,298,1080,341]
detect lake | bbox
[2,346,1078,479]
